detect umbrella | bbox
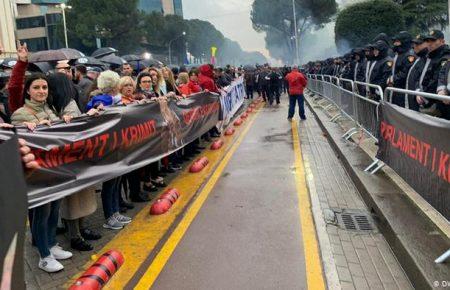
[100,55,127,66]
[91,47,118,59]
[243,65,256,71]
[74,56,106,67]
[0,58,17,69]
[58,48,85,60]
[28,62,54,74]
[122,54,143,62]
[29,50,70,63]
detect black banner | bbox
[0,135,27,289]
[0,92,220,208]
[377,101,450,220]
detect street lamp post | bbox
[57,3,72,48]
[292,0,300,65]
[168,31,186,65]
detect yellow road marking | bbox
[134,105,261,289]
[291,121,326,290]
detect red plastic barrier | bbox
[160,188,180,205]
[150,199,172,215]
[234,118,243,126]
[246,108,253,114]
[241,113,248,119]
[210,139,224,150]
[189,157,209,173]
[249,104,256,109]
[225,128,235,136]
[69,250,124,290]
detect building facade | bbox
[0,0,65,54]
[138,0,183,17]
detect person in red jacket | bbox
[285,67,308,121]
[198,64,219,93]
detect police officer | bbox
[417,30,450,111]
[436,62,450,119]
[405,34,429,111]
[388,31,416,107]
[352,48,366,83]
[368,40,393,101]
[265,68,283,105]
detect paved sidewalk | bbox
[297,104,413,290]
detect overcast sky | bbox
[182,0,269,58]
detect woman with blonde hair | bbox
[118,76,138,105]
[177,72,191,96]
[162,66,180,95]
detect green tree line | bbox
[335,0,448,52]
[63,0,266,65]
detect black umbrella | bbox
[28,62,54,74]
[58,48,85,60]
[100,55,127,66]
[29,50,69,63]
[74,56,106,67]
[0,58,17,69]
[243,65,256,71]
[91,47,118,59]
[122,54,143,62]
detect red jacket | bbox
[187,81,202,94]
[198,65,218,93]
[285,70,307,95]
[8,60,28,114]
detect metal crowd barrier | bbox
[306,74,450,175]
[307,74,450,263]
[306,75,383,174]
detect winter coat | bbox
[285,70,307,95]
[10,99,59,125]
[8,60,28,114]
[198,65,219,93]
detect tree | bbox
[335,0,405,52]
[251,0,337,63]
[392,0,448,34]
[66,0,143,54]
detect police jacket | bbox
[405,48,428,111]
[354,59,366,82]
[392,46,416,89]
[420,45,450,94]
[368,52,393,100]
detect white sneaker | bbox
[38,255,64,273]
[114,212,132,224]
[50,245,73,260]
[103,216,124,230]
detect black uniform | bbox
[390,32,416,107]
[368,40,393,101]
[405,47,428,111]
[265,71,283,105]
[435,60,450,120]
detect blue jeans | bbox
[101,177,122,219]
[32,200,61,258]
[288,94,306,119]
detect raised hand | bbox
[17,41,28,62]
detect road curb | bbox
[305,93,450,290]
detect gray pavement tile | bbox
[341,281,356,290]
[348,262,365,277]
[337,266,353,282]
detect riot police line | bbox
[305,73,450,223]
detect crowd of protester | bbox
[0,43,251,273]
[303,30,450,120]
